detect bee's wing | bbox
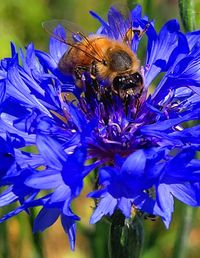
[108,3,133,45]
[108,3,147,47]
[42,19,103,62]
[42,19,89,45]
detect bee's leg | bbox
[111,84,118,95]
[132,29,141,37]
[90,61,97,80]
[74,66,88,89]
[74,67,82,80]
[74,65,88,79]
[136,23,150,38]
[89,61,102,95]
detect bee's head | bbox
[113,72,143,98]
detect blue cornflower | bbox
[0,5,200,250]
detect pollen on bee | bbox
[123,28,135,43]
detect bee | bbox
[42,6,149,99]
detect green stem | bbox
[171,205,196,258]
[178,0,196,31]
[108,211,144,258]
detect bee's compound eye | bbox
[113,76,124,89]
[132,72,143,85]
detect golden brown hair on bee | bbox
[58,35,143,98]
[59,36,139,78]
[42,14,149,99]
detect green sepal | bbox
[108,211,144,258]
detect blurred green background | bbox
[0,0,200,258]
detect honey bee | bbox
[42,7,149,99]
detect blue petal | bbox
[20,43,43,74]
[49,25,68,64]
[163,148,195,178]
[156,183,174,228]
[145,20,181,86]
[7,67,50,115]
[36,134,67,169]
[118,197,132,217]
[0,81,6,104]
[131,5,142,19]
[0,204,26,223]
[33,207,60,232]
[35,50,57,71]
[0,187,18,207]
[133,193,163,217]
[170,42,200,85]
[98,167,112,184]
[48,185,70,203]
[61,214,76,251]
[25,169,62,189]
[87,188,107,198]
[186,30,200,50]
[61,146,86,188]
[15,150,44,170]
[89,11,112,37]
[153,41,200,103]
[0,136,15,177]
[169,183,199,206]
[62,200,80,220]
[0,196,47,223]
[141,107,200,132]
[121,149,146,176]
[90,194,117,224]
